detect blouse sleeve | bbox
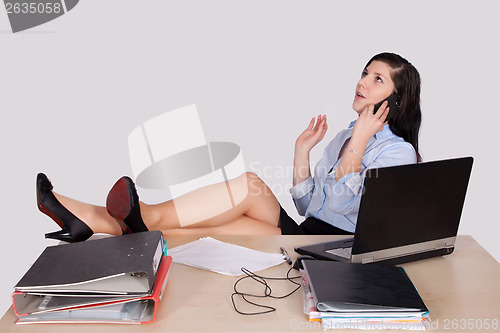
[326,142,417,215]
[289,176,315,216]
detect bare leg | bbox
[141,172,281,231]
[49,172,281,236]
[53,193,122,235]
[162,216,281,236]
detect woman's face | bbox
[352,60,396,115]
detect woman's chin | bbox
[352,104,362,115]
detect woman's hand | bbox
[293,115,327,186]
[351,101,390,145]
[295,115,328,155]
[334,103,388,182]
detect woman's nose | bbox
[359,75,370,87]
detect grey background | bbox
[1,0,499,316]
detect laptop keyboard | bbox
[326,247,352,259]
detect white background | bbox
[1,0,499,317]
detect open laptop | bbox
[295,156,474,265]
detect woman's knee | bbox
[243,171,261,183]
[244,172,274,197]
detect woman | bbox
[36,52,422,242]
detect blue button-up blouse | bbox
[289,120,417,232]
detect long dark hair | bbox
[365,53,422,162]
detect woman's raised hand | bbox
[351,102,389,144]
[295,115,328,155]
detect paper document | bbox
[168,237,285,276]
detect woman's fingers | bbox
[374,102,390,124]
[382,107,390,123]
[312,115,322,131]
[313,115,327,131]
[360,106,370,117]
[374,101,388,117]
[314,116,328,139]
[319,121,328,140]
[301,115,327,144]
[360,102,389,123]
[306,117,315,130]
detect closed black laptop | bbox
[295,156,474,265]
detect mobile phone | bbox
[373,92,400,121]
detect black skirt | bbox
[279,206,354,235]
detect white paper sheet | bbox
[168,237,285,276]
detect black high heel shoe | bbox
[36,173,94,242]
[106,176,148,233]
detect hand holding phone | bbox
[373,92,400,121]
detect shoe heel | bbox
[36,173,94,243]
[45,226,93,243]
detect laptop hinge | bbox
[436,243,455,250]
[361,257,375,264]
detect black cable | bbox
[231,266,302,315]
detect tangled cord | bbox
[231,267,302,315]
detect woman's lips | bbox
[355,92,365,99]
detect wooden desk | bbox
[1,235,499,332]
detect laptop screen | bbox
[351,157,473,255]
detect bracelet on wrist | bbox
[345,148,363,160]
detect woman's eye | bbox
[376,76,383,83]
[361,71,367,78]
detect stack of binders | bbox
[300,261,430,330]
[12,230,172,324]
